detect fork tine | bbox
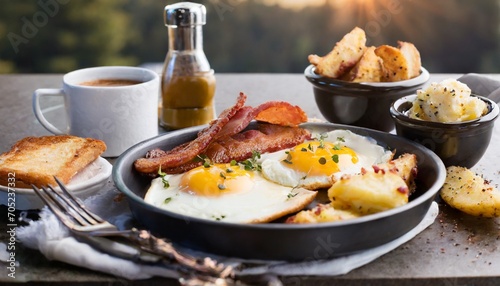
[53,176,105,224]
[32,185,77,230]
[42,185,93,227]
[33,179,118,235]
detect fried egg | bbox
[144,162,317,223]
[260,129,393,189]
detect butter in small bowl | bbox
[390,79,499,168]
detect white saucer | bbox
[0,157,112,210]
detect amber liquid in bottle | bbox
[160,3,216,130]
[161,71,216,129]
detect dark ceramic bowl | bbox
[390,94,499,168]
[305,65,430,132]
[113,122,445,261]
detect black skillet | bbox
[113,122,446,261]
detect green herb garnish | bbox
[158,167,170,188]
[196,155,212,168]
[282,151,293,164]
[332,154,339,163]
[239,150,262,171]
[214,215,226,221]
[317,133,328,148]
[287,176,307,200]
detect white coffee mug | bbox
[33,66,159,157]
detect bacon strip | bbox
[155,123,311,174]
[212,106,255,139]
[134,92,247,174]
[254,101,308,127]
[205,123,311,164]
[157,160,203,174]
[214,101,307,139]
[134,94,310,174]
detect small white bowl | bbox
[0,157,112,210]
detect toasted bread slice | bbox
[308,27,367,78]
[0,135,106,188]
[375,42,422,81]
[342,46,383,82]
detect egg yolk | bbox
[180,163,254,196]
[284,141,358,176]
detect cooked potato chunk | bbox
[398,41,421,79]
[328,170,409,215]
[287,153,417,224]
[374,41,421,82]
[375,153,418,194]
[342,46,383,82]
[440,166,500,217]
[285,203,359,224]
[375,45,408,81]
[309,27,422,83]
[308,27,367,79]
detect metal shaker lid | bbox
[164,2,206,27]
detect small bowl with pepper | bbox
[390,79,499,168]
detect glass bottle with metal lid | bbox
[160,2,216,130]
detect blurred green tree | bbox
[0,0,136,73]
[121,0,167,66]
[0,0,498,74]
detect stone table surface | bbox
[0,73,499,285]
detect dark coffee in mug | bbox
[79,79,142,87]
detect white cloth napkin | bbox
[16,206,179,280]
[15,183,439,280]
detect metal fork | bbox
[31,177,235,285]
